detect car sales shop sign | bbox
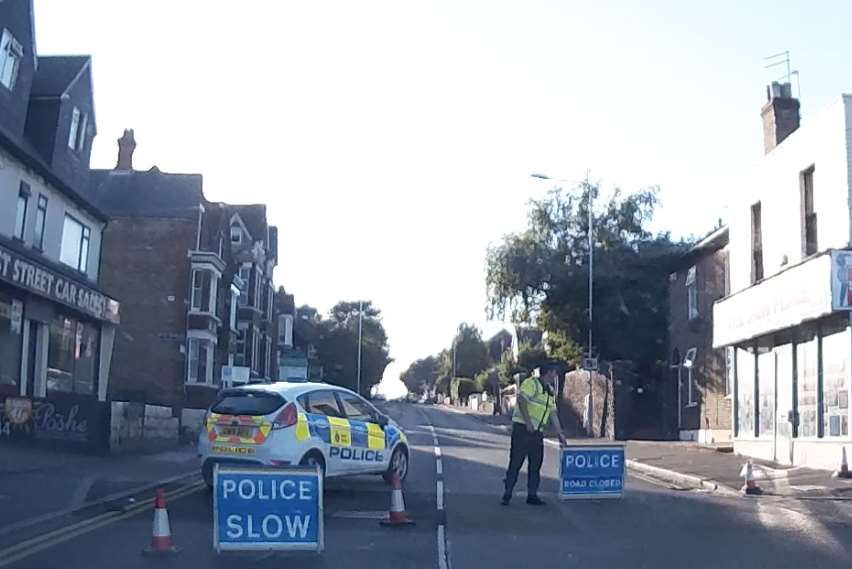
[560,444,625,500]
[214,465,323,553]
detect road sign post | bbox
[213,465,324,553]
[559,444,625,500]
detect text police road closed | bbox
[214,467,323,552]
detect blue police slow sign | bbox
[213,465,323,552]
[560,444,625,499]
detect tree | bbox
[401,355,441,396]
[294,300,392,395]
[450,323,490,379]
[486,182,688,370]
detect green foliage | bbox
[516,340,549,376]
[486,182,689,369]
[400,355,441,396]
[451,377,478,400]
[451,323,490,379]
[293,301,392,396]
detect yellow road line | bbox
[0,482,204,567]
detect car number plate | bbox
[212,445,256,455]
[219,426,254,437]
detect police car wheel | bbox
[383,447,409,483]
[299,452,326,479]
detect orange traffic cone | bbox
[833,447,852,479]
[740,460,763,496]
[380,474,415,527]
[142,489,179,555]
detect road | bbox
[3,402,852,568]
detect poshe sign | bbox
[559,444,625,499]
[213,465,323,553]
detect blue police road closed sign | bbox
[560,445,625,499]
[213,465,323,552]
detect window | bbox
[757,350,775,437]
[59,215,91,272]
[68,107,81,150]
[14,182,29,240]
[686,266,698,320]
[751,202,763,283]
[0,292,23,394]
[251,329,259,372]
[301,390,344,417]
[278,314,293,347]
[821,327,850,437]
[187,338,212,384]
[212,391,285,416]
[238,265,250,307]
[46,313,99,395]
[736,347,755,437]
[0,29,22,90]
[802,166,817,256]
[33,195,47,250]
[264,337,272,379]
[266,283,274,321]
[336,391,376,422]
[234,328,246,366]
[683,347,697,406]
[252,268,263,309]
[230,225,242,244]
[797,331,819,437]
[190,269,216,313]
[725,347,735,397]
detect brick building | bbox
[668,226,731,443]
[83,133,281,448]
[0,0,120,451]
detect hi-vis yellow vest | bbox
[512,377,556,430]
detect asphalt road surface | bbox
[3,402,852,569]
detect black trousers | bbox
[503,422,544,497]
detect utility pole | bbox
[356,300,363,395]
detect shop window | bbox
[796,334,819,437]
[736,347,755,437]
[46,314,98,395]
[757,351,775,437]
[0,293,23,394]
[821,328,850,437]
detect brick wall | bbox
[100,217,194,407]
[669,245,731,437]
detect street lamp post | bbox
[531,172,595,435]
[356,300,363,396]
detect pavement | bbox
[0,443,199,531]
[3,402,852,568]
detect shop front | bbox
[714,250,852,470]
[0,239,119,452]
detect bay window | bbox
[187,338,214,385]
[190,268,218,313]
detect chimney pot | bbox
[116,129,136,170]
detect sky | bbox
[34,0,852,397]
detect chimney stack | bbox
[761,81,800,154]
[116,129,136,170]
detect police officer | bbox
[501,362,567,506]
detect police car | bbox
[198,381,409,487]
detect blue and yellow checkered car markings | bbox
[304,413,388,450]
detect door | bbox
[335,390,389,474]
[301,389,349,475]
[774,346,794,465]
[25,322,37,397]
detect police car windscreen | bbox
[212,391,286,416]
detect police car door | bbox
[335,391,389,474]
[301,389,351,476]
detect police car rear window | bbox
[211,391,286,416]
